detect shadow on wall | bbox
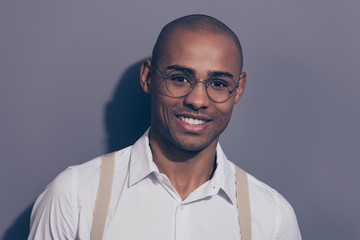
[2,203,33,240]
[105,58,151,152]
[2,58,151,240]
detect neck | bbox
[149,129,218,200]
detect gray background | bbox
[1,0,359,239]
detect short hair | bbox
[152,14,243,71]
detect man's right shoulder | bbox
[28,146,133,240]
[50,145,133,200]
[64,145,133,181]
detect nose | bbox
[183,80,209,110]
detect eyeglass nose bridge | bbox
[189,78,209,88]
[186,78,211,98]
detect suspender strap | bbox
[235,165,252,240]
[90,152,115,240]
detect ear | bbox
[234,72,247,104]
[140,59,152,94]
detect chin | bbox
[172,136,216,153]
[177,144,204,152]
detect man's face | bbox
[143,29,246,152]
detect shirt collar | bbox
[128,128,237,204]
[213,144,237,204]
[128,128,159,187]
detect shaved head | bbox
[152,14,243,71]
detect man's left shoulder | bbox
[245,171,302,239]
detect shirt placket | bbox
[174,202,189,240]
[155,171,220,240]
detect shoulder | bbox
[28,156,102,239]
[33,146,133,206]
[228,162,301,239]
[246,172,302,239]
[29,147,132,239]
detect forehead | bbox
[158,29,242,76]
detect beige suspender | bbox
[90,153,115,240]
[90,153,252,240]
[235,165,252,240]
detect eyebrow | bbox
[167,65,195,75]
[167,65,234,79]
[210,71,234,79]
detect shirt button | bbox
[179,204,184,210]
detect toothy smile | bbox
[177,116,209,125]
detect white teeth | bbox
[179,116,206,125]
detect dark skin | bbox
[140,29,246,200]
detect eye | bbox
[170,75,190,83]
[209,79,229,88]
[166,71,192,86]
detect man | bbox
[29,14,301,239]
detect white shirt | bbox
[29,130,301,240]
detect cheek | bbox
[151,94,175,125]
[151,96,164,122]
[219,101,234,113]
[217,104,235,124]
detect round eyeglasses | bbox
[152,64,239,103]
